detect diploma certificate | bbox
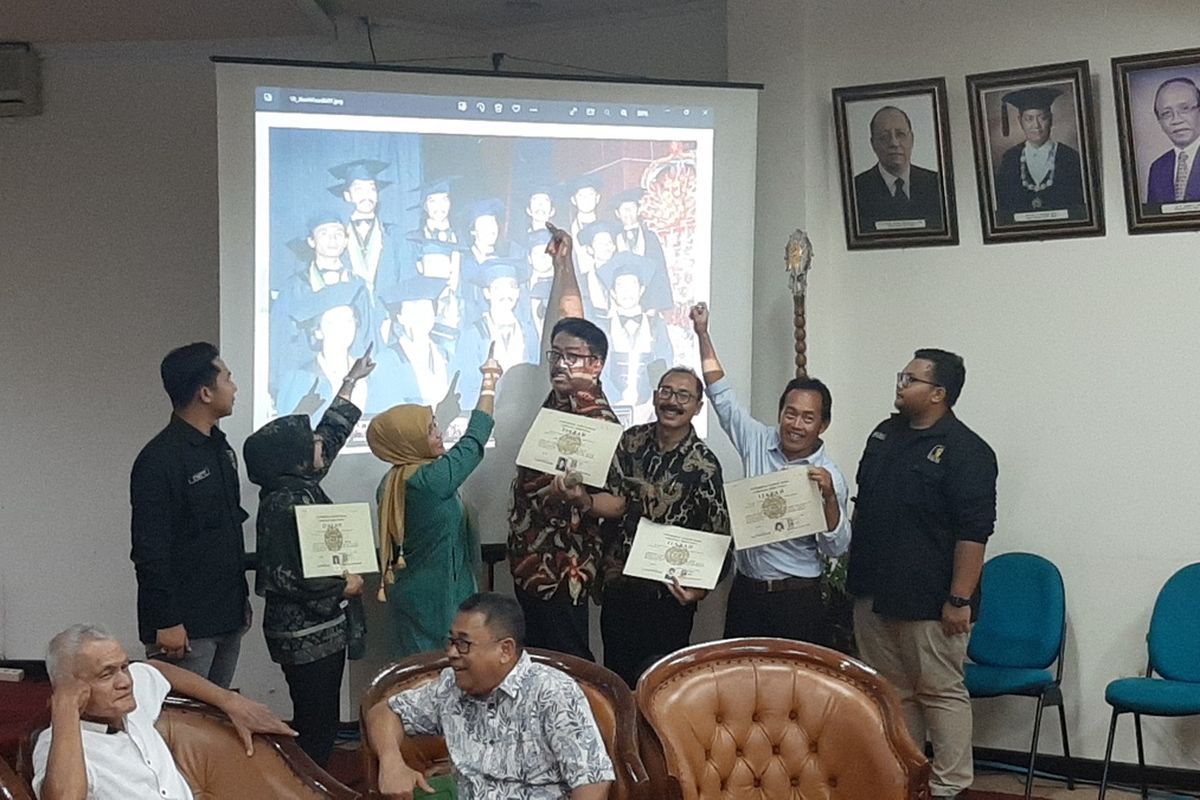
[295,502,379,578]
[622,519,729,590]
[515,408,624,488]
[725,467,826,550]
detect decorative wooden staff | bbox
[785,230,814,379]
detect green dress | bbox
[383,409,494,658]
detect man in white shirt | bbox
[33,624,293,800]
[1147,77,1200,204]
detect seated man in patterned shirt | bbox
[364,592,615,799]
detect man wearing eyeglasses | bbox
[365,593,614,799]
[507,224,625,661]
[1147,77,1200,205]
[846,349,997,799]
[690,304,850,645]
[597,367,730,687]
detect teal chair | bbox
[964,552,1073,800]
[1099,562,1200,800]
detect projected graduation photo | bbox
[254,87,714,449]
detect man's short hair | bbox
[458,593,526,650]
[659,366,703,396]
[161,342,220,409]
[1155,77,1200,109]
[914,348,966,407]
[869,105,913,136]
[550,317,609,361]
[777,376,833,422]
[46,624,113,685]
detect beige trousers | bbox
[854,598,973,797]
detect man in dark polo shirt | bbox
[130,342,250,688]
[847,348,997,799]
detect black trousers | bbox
[601,578,696,688]
[723,573,828,645]
[515,584,594,661]
[280,649,346,768]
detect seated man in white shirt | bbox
[33,624,295,800]
[364,592,615,800]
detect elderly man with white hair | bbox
[32,624,294,800]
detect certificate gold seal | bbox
[664,545,690,566]
[761,494,787,520]
[323,524,344,552]
[556,433,582,455]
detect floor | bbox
[972,767,1191,799]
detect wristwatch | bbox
[946,594,971,608]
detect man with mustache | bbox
[691,303,850,645]
[598,367,730,687]
[507,223,625,660]
[853,105,945,232]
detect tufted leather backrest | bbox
[637,639,930,800]
[360,648,649,799]
[155,698,359,800]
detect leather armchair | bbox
[636,638,930,800]
[0,755,33,800]
[359,648,651,800]
[18,697,359,800]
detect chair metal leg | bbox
[1098,709,1119,800]
[1056,701,1075,790]
[1133,713,1147,800]
[1024,694,1047,800]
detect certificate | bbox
[515,408,624,488]
[295,502,379,578]
[725,467,826,550]
[622,519,729,590]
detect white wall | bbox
[729,0,1200,768]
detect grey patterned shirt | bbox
[387,652,615,799]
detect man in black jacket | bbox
[130,342,249,688]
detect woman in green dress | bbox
[367,349,502,657]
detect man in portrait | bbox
[1146,77,1200,204]
[993,87,1085,220]
[853,105,944,232]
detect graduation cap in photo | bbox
[468,256,531,289]
[405,175,462,211]
[610,186,646,211]
[523,180,558,204]
[466,197,506,225]
[598,250,656,291]
[525,228,553,252]
[1000,86,1062,137]
[287,282,365,326]
[326,159,393,195]
[378,274,446,312]
[566,172,604,197]
[578,220,620,247]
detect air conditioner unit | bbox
[0,43,42,118]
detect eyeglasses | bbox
[1156,104,1200,122]
[445,635,504,654]
[896,371,940,389]
[655,386,698,404]
[545,349,596,368]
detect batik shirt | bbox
[604,422,730,582]
[387,651,615,799]
[508,384,621,604]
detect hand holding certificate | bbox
[725,467,826,550]
[515,407,624,488]
[622,519,729,590]
[295,502,380,578]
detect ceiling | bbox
[5,0,705,44]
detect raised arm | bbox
[689,302,725,385]
[541,222,586,358]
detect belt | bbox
[738,574,821,594]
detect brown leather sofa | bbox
[359,648,651,800]
[17,696,358,800]
[636,638,931,800]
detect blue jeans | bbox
[147,626,245,688]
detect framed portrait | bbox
[965,61,1104,244]
[833,78,958,250]
[1113,47,1200,234]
